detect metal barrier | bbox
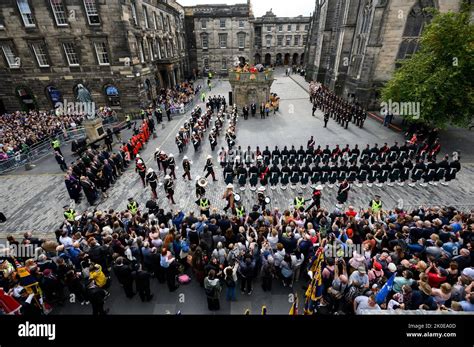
[0,127,86,174]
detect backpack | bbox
[178,274,191,284]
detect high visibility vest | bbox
[128,201,138,214]
[52,140,60,149]
[371,200,382,213]
[236,206,245,218]
[126,115,131,122]
[64,209,76,222]
[199,199,209,209]
[295,197,305,209]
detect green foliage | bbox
[381,8,473,128]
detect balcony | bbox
[228,70,274,82]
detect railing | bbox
[228,70,274,82]
[0,127,86,175]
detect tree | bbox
[381,6,473,128]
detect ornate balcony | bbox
[228,70,274,82]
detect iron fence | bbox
[0,127,86,174]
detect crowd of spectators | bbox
[155,82,198,114]
[0,201,472,315]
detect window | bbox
[201,19,207,29]
[83,0,100,25]
[94,42,110,65]
[2,44,20,68]
[63,42,79,66]
[287,24,292,31]
[238,33,245,49]
[130,2,138,25]
[203,57,209,70]
[277,35,283,46]
[265,35,272,48]
[139,40,145,62]
[266,25,271,32]
[142,5,149,28]
[305,24,309,31]
[161,13,165,31]
[296,24,300,31]
[153,12,158,30]
[286,36,291,46]
[201,34,208,49]
[294,35,300,46]
[239,20,244,28]
[31,42,49,67]
[303,35,308,45]
[17,0,35,27]
[167,15,171,32]
[219,18,225,28]
[219,34,227,48]
[278,25,283,32]
[221,58,227,70]
[50,0,68,26]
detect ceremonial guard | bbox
[305,185,323,212]
[167,153,176,179]
[237,164,248,189]
[164,175,175,204]
[224,163,234,185]
[280,162,291,189]
[182,156,191,181]
[146,168,158,200]
[204,155,218,181]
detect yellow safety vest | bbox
[236,206,245,218]
[199,199,209,209]
[128,201,138,215]
[371,200,382,213]
[64,209,76,222]
[295,197,305,209]
[52,140,60,149]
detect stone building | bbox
[304,0,461,110]
[252,10,310,67]
[184,1,253,77]
[0,0,188,114]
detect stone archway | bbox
[284,53,290,65]
[276,53,282,65]
[292,53,299,65]
[254,53,261,64]
[264,53,271,66]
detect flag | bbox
[289,295,298,315]
[261,306,267,315]
[304,247,324,315]
[375,273,395,305]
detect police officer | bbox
[196,195,210,218]
[235,200,246,219]
[294,192,307,211]
[127,197,139,216]
[369,195,383,220]
[51,138,63,156]
[63,205,76,223]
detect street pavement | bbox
[1,68,472,236]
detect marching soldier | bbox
[146,168,159,200]
[305,185,323,212]
[289,145,297,166]
[320,161,330,186]
[135,155,147,187]
[356,161,370,188]
[388,160,403,187]
[167,153,176,179]
[204,155,218,181]
[336,179,350,204]
[301,162,311,188]
[272,145,281,165]
[290,161,301,187]
[445,152,461,183]
[409,159,425,187]
[176,133,184,153]
[436,155,449,186]
[209,131,217,151]
[195,176,206,198]
[323,112,329,128]
[360,144,371,164]
[281,146,289,164]
[248,162,259,190]
[262,146,271,166]
[269,162,280,190]
[192,132,201,151]
[388,142,400,163]
[401,159,413,186]
[379,161,391,186]
[297,145,306,165]
[424,159,438,186]
[259,161,270,187]
[164,175,176,204]
[257,187,268,211]
[182,156,191,181]
[311,163,321,186]
[223,184,235,213]
[347,161,358,184]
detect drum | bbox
[264,196,271,204]
[234,193,241,202]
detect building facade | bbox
[0,0,188,114]
[303,0,461,110]
[252,10,310,67]
[185,4,311,76]
[184,2,253,76]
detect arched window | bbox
[396,0,436,61]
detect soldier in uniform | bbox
[409,159,426,187]
[269,162,280,190]
[281,146,289,164]
[263,146,271,166]
[248,163,259,190]
[388,142,400,163]
[401,159,413,186]
[259,161,270,187]
[360,144,371,164]
[323,112,329,128]
[244,146,253,168]
[146,168,159,200]
[237,163,248,188]
[307,136,315,151]
[182,156,191,181]
[167,153,176,179]
[300,162,311,188]
[192,132,201,151]
[204,155,218,181]
[436,155,449,186]
[290,161,301,187]
[280,162,291,189]
[289,145,297,166]
[209,130,217,151]
[272,145,281,165]
[176,133,184,153]
[224,163,234,185]
[311,162,321,186]
[379,161,391,186]
[389,160,403,187]
[423,159,438,186]
[164,175,175,204]
[297,145,306,165]
[195,176,206,198]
